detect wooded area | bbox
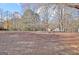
[0,3,79,32]
[0,3,79,55]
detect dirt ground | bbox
[0,31,79,55]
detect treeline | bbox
[1,4,79,32]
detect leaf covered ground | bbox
[0,31,79,55]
